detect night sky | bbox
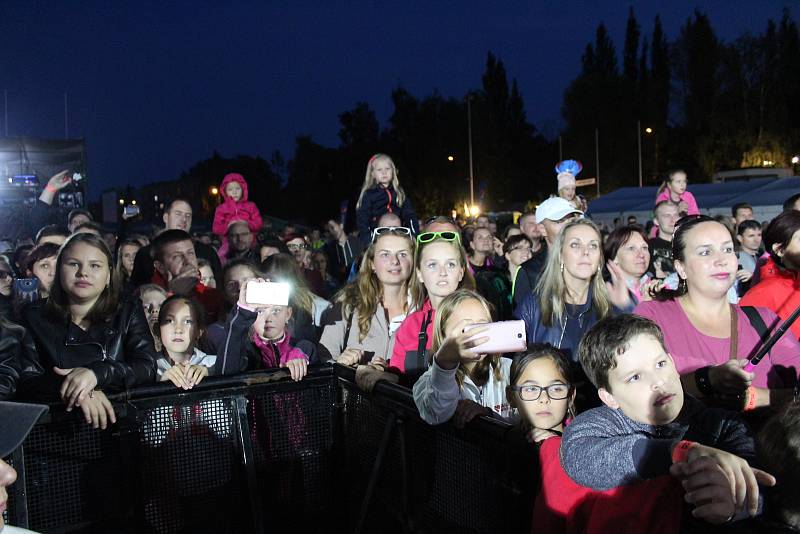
[1,1,794,199]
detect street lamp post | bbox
[637,120,643,188]
[467,94,475,208]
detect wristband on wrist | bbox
[694,366,715,396]
[743,386,758,412]
[671,440,695,464]
[45,184,57,193]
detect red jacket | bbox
[533,436,683,534]
[388,300,434,374]
[740,256,800,339]
[212,173,263,237]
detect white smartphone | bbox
[463,320,527,354]
[245,280,290,306]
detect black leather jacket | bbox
[0,321,36,400]
[18,295,157,401]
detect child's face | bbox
[669,172,687,195]
[512,357,572,432]
[199,265,215,288]
[599,333,683,426]
[225,181,243,201]
[371,158,393,186]
[559,185,576,201]
[254,305,292,340]
[416,241,464,301]
[444,298,491,360]
[159,301,198,356]
[141,289,167,328]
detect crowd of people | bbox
[1,155,800,533]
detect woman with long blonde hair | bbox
[319,228,414,365]
[514,218,631,365]
[355,153,418,246]
[413,289,514,426]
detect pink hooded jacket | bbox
[212,173,263,237]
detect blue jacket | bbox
[513,286,631,363]
[356,185,418,246]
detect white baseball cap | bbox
[535,197,584,224]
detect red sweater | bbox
[533,436,683,534]
[740,256,800,339]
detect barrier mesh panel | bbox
[247,378,337,532]
[136,395,244,534]
[5,369,533,533]
[340,381,535,534]
[19,415,127,531]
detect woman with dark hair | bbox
[17,233,157,428]
[503,233,533,300]
[24,242,60,299]
[603,226,659,304]
[113,238,142,292]
[740,210,800,339]
[635,215,800,411]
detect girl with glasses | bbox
[355,154,418,247]
[320,229,414,366]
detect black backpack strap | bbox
[416,309,434,368]
[342,309,354,352]
[740,306,772,346]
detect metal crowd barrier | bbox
[4,365,536,533]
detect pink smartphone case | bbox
[463,320,527,354]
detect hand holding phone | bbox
[434,326,489,369]
[245,280,290,307]
[463,320,527,354]
[14,278,39,305]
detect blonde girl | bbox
[654,169,699,216]
[412,289,514,426]
[355,154,418,246]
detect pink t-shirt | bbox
[654,189,700,215]
[635,299,800,389]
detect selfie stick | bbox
[743,302,800,372]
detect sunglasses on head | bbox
[424,215,457,226]
[416,231,461,246]
[371,226,412,243]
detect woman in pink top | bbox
[654,170,700,216]
[635,215,800,410]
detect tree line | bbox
[178,7,800,226]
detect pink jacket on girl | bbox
[212,173,263,237]
[654,189,699,215]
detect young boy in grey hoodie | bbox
[561,314,775,523]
